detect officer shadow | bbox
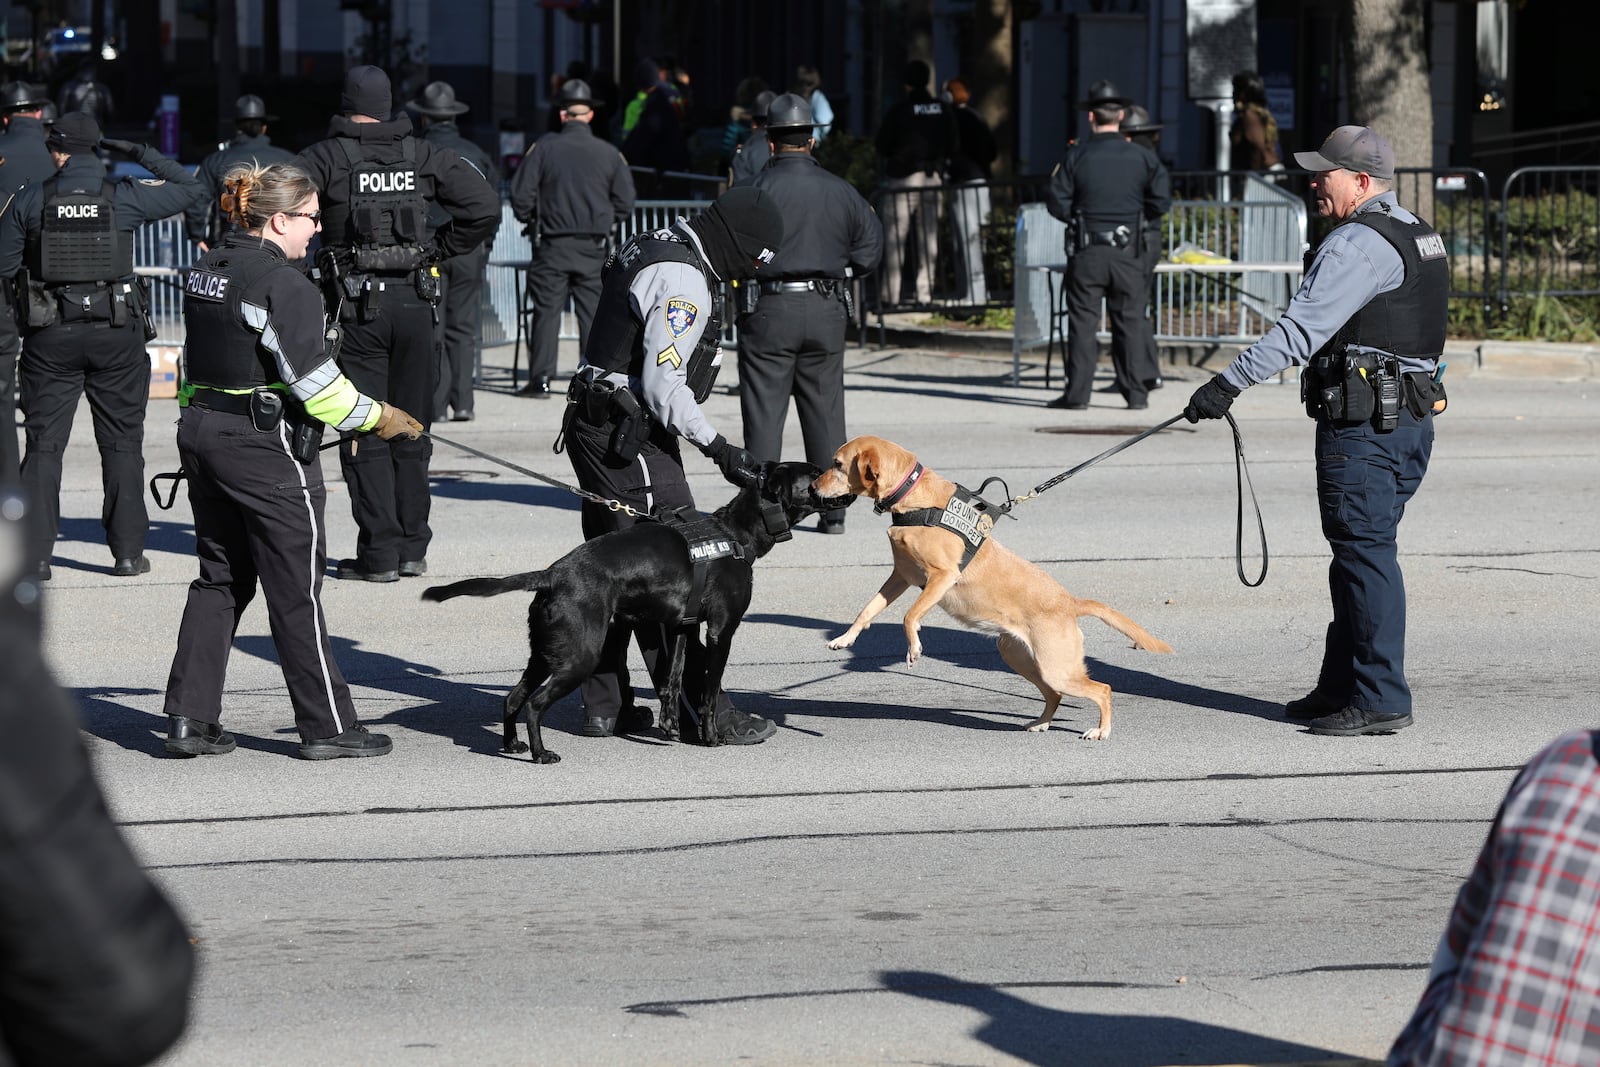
[745,611,1287,727]
[54,517,195,570]
[879,969,1352,1067]
[71,685,302,759]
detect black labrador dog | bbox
[423,462,847,764]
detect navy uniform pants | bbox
[737,288,848,523]
[336,280,438,572]
[1064,242,1155,407]
[164,404,359,742]
[433,242,490,420]
[527,235,607,382]
[565,412,734,724]
[1313,407,1434,715]
[18,318,150,566]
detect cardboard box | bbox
[148,345,180,399]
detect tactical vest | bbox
[339,137,429,273]
[181,247,293,390]
[583,228,724,402]
[1315,209,1449,360]
[38,177,130,283]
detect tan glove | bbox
[372,403,424,441]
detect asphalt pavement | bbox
[31,341,1600,1067]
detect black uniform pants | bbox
[1108,231,1163,395]
[18,318,150,564]
[433,242,489,419]
[527,235,607,382]
[1064,242,1156,407]
[565,413,735,723]
[1,289,19,488]
[336,281,438,572]
[163,405,359,742]
[738,289,848,523]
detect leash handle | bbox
[149,469,186,511]
[1225,411,1269,587]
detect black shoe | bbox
[1045,395,1088,410]
[298,725,394,759]
[713,706,777,746]
[398,559,428,577]
[516,376,551,398]
[1285,689,1344,721]
[580,704,655,737]
[112,555,151,576]
[450,411,475,422]
[1147,377,1164,391]
[819,517,846,535]
[1307,706,1414,736]
[1126,398,1149,410]
[1095,383,1125,394]
[336,559,399,583]
[166,715,237,757]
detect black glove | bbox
[99,138,145,159]
[702,434,759,488]
[1183,375,1242,423]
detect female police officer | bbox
[162,162,424,760]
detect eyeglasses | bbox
[283,210,321,223]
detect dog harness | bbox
[655,506,748,627]
[890,483,1000,570]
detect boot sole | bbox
[1309,713,1413,736]
[298,740,394,760]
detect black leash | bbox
[1003,412,1268,587]
[425,430,650,518]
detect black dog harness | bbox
[655,506,749,627]
[890,483,1001,570]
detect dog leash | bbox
[425,430,650,518]
[1002,412,1268,587]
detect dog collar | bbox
[875,462,924,514]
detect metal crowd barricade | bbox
[1497,166,1600,314]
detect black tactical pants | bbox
[1064,242,1156,408]
[527,235,607,382]
[737,288,848,523]
[18,318,150,566]
[1108,231,1163,396]
[164,404,359,742]
[565,412,735,724]
[336,281,438,572]
[433,242,489,420]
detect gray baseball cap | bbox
[1293,124,1395,180]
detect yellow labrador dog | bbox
[813,435,1171,740]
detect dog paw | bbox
[905,643,922,666]
[1081,728,1110,741]
[502,740,530,754]
[1024,719,1050,732]
[827,632,856,651]
[532,750,562,764]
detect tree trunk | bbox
[971,0,1013,180]
[1346,0,1435,220]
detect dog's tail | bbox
[1079,600,1174,654]
[421,571,551,603]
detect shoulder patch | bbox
[665,298,699,339]
[138,178,167,186]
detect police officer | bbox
[1101,102,1167,401]
[1045,80,1170,411]
[407,80,499,423]
[740,93,882,534]
[563,186,782,744]
[294,66,499,582]
[1184,125,1448,738]
[728,89,775,186]
[0,112,203,579]
[510,78,634,398]
[183,94,296,252]
[875,60,954,307]
[0,82,55,488]
[164,162,423,759]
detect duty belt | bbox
[758,279,841,295]
[187,388,256,415]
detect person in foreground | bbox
[1183,125,1448,737]
[162,162,424,760]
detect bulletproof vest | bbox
[181,247,291,390]
[584,229,723,399]
[1325,209,1449,360]
[37,177,130,283]
[338,137,429,273]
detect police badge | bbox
[665,297,699,338]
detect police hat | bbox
[764,92,813,132]
[0,81,46,112]
[558,79,594,108]
[235,94,278,122]
[1120,104,1163,134]
[409,80,470,118]
[46,111,101,155]
[1076,79,1130,110]
[1294,124,1396,181]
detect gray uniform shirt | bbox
[581,220,722,449]
[1222,192,1433,390]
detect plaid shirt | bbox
[1389,730,1600,1066]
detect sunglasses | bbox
[283,210,321,223]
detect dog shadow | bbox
[880,969,1353,1067]
[749,612,1288,725]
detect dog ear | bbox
[856,445,879,491]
